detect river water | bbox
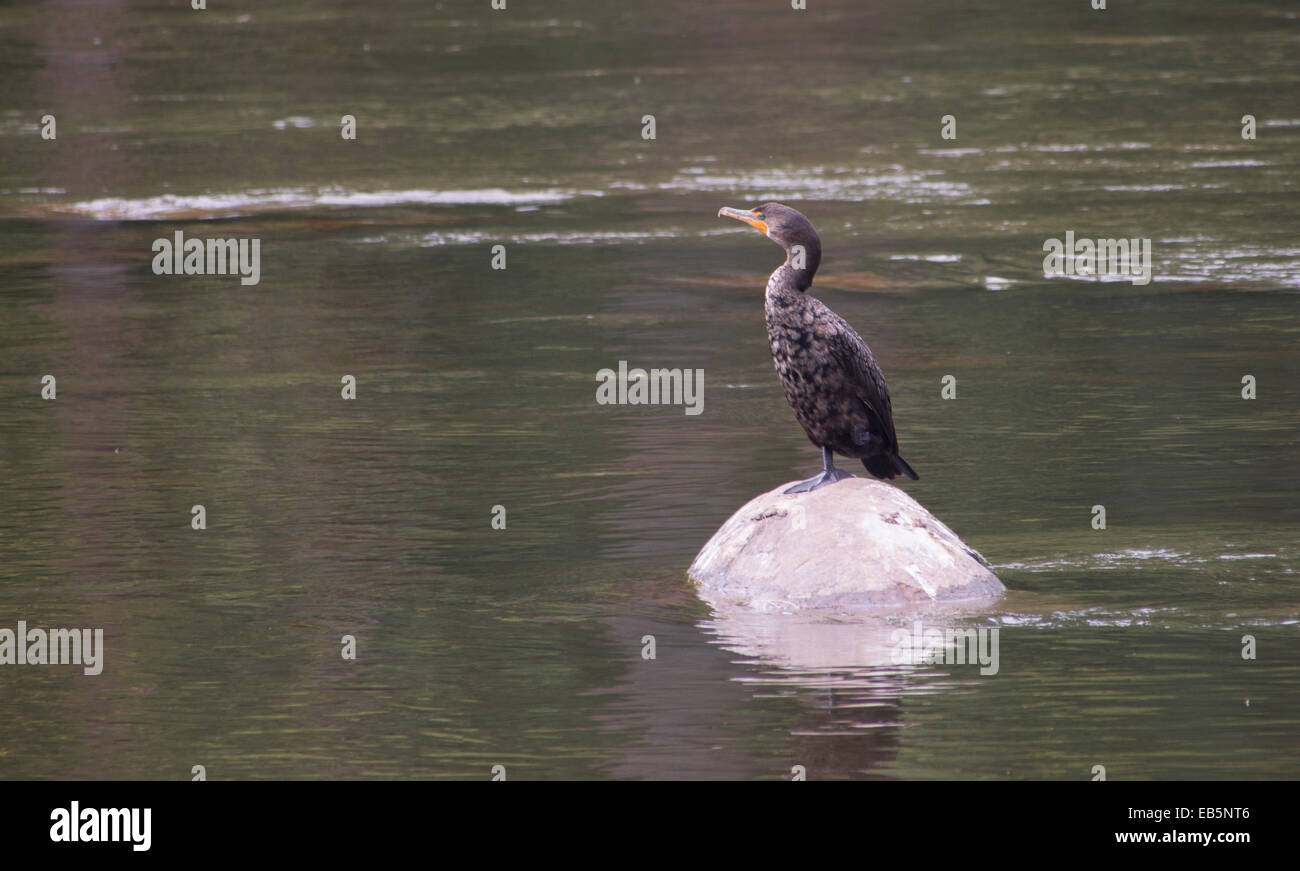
[1,0,1297,779]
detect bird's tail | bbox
[863,453,919,481]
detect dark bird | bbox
[718,202,918,492]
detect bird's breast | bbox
[764,299,876,451]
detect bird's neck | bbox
[766,268,809,314]
[768,250,819,294]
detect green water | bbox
[1,0,1297,780]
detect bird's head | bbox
[718,202,821,290]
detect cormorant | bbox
[718,202,918,492]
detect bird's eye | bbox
[754,211,765,219]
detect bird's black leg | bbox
[784,446,855,494]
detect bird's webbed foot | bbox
[783,466,855,494]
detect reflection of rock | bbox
[700,605,993,672]
[689,478,1004,612]
[698,605,991,777]
[703,607,905,669]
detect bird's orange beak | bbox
[718,206,768,236]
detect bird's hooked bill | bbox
[718,206,768,236]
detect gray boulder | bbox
[689,477,1003,612]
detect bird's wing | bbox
[815,301,900,450]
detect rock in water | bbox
[689,478,1003,612]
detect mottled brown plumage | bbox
[718,202,917,491]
